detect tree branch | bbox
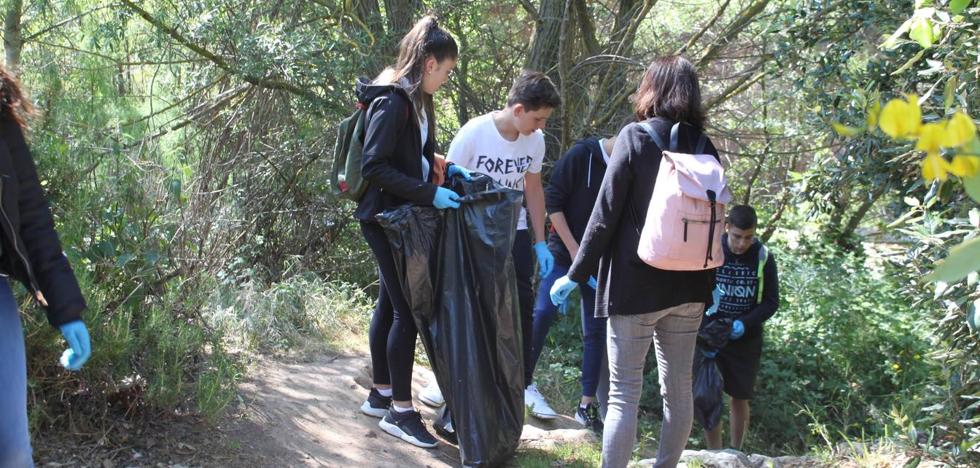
[674,0,731,57]
[695,0,770,68]
[121,0,322,103]
[518,0,541,22]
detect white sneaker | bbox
[419,380,445,408]
[524,383,558,420]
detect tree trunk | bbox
[383,0,424,49]
[4,0,23,72]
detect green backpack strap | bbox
[756,245,769,304]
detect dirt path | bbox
[34,350,591,468]
[219,351,588,468]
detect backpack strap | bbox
[669,122,682,152]
[638,122,669,153]
[756,245,769,304]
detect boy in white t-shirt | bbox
[420,71,562,427]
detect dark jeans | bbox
[512,230,535,389]
[530,263,607,397]
[361,221,418,402]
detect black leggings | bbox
[513,230,535,388]
[361,221,417,402]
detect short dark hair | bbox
[507,70,561,111]
[727,205,758,230]
[632,56,706,129]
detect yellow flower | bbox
[916,122,945,154]
[942,112,977,148]
[922,152,952,181]
[867,100,881,131]
[950,155,980,178]
[879,94,922,139]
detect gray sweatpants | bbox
[601,302,703,468]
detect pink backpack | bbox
[635,122,732,271]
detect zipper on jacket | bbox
[683,219,688,242]
[0,178,41,294]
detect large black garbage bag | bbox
[375,206,442,365]
[692,318,731,431]
[434,174,524,467]
[377,173,524,467]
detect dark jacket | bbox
[546,137,607,267]
[0,110,86,327]
[702,235,779,341]
[567,117,718,317]
[354,79,438,222]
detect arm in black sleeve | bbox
[4,117,86,326]
[740,252,779,328]
[545,143,582,214]
[566,128,634,283]
[360,95,438,204]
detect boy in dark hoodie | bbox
[528,135,615,432]
[700,205,780,450]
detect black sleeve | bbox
[360,95,438,204]
[545,143,583,215]
[740,252,779,329]
[3,116,86,326]
[567,128,635,283]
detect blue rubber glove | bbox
[702,349,718,359]
[447,164,472,181]
[550,275,576,306]
[533,241,554,278]
[432,187,461,209]
[58,320,91,371]
[730,320,745,340]
[587,276,598,290]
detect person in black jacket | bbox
[527,135,615,433]
[355,15,465,449]
[0,67,91,467]
[551,56,717,468]
[700,205,779,450]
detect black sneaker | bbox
[575,402,603,434]
[379,408,438,448]
[433,418,457,445]
[360,388,391,418]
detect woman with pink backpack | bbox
[551,56,726,468]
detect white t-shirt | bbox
[447,112,545,230]
[419,108,430,181]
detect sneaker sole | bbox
[360,401,388,418]
[418,394,445,408]
[575,412,587,426]
[379,418,438,449]
[528,409,559,420]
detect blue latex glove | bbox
[550,275,576,306]
[702,349,718,359]
[447,164,472,181]
[587,276,598,290]
[533,241,554,278]
[557,299,569,316]
[58,320,91,371]
[730,320,745,340]
[432,187,461,209]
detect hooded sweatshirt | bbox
[545,137,607,266]
[703,234,780,341]
[354,77,438,222]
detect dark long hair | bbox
[632,56,705,129]
[0,65,34,129]
[376,15,458,139]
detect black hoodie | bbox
[702,234,779,341]
[354,78,438,222]
[546,137,607,267]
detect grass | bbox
[515,443,603,467]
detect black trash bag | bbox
[376,173,524,467]
[693,318,731,431]
[698,317,733,351]
[692,350,724,431]
[375,205,442,367]
[433,173,524,467]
